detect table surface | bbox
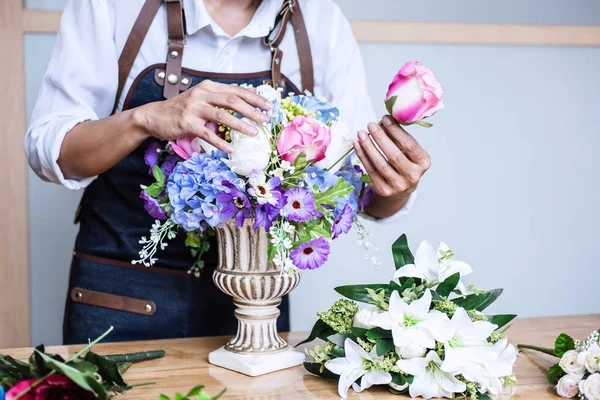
[2,315,599,399]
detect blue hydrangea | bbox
[304,166,338,193]
[334,159,365,214]
[291,94,339,124]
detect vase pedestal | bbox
[208,347,304,377]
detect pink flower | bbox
[277,115,331,164]
[6,374,95,400]
[385,61,444,126]
[170,121,220,159]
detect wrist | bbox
[365,192,410,219]
[129,105,153,141]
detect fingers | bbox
[381,115,431,170]
[197,124,234,154]
[355,129,398,184]
[366,122,412,173]
[201,104,260,137]
[200,80,273,121]
[352,136,392,195]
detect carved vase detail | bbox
[213,218,301,354]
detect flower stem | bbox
[104,350,166,363]
[517,344,556,357]
[325,146,354,172]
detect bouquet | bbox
[301,234,518,399]
[519,330,600,399]
[133,85,373,275]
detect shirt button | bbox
[223,48,231,56]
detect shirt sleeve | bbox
[322,3,415,223]
[25,0,118,190]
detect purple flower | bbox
[253,201,283,232]
[144,141,163,174]
[139,190,167,220]
[359,185,373,211]
[290,237,330,270]
[161,153,179,178]
[281,188,316,223]
[248,171,283,206]
[332,204,354,239]
[217,182,251,227]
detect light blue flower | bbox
[304,166,338,193]
[291,94,339,124]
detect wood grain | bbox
[2,315,599,399]
[22,9,600,47]
[0,0,31,348]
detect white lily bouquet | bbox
[300,234,518,399]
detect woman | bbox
[25,0,431,344]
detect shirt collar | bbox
[183,0,284,38]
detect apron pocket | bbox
[70,287,156,316]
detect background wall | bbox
[24,0,600,345]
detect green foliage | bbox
[334,284,389,304]
[547,363,564,384]
[160,386,226,400]
[391,234,414,270]
[554,333,576,358]
[385,96,398,116]
[375,338,395,356]
[366,327,393,340]
[303,362,339,380]
[435,272,460,297]
[452,289,503,312]
[313,178,354,211]
[296,319,336,347]
[316,300,359,334]
[144,165,167,197]
[486,314,517,330]
[293,152,308,170]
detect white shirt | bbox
[25,0,415,219]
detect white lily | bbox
[393,241,472,294]
[396,350,466,399]
[427,307,497,374]
[371,290,448,350]
[460,338,518,395]
[325,338,392,399]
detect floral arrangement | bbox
[519,330,600,399]
[301,234,518,399]
[134,85,374,275]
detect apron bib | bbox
[63,0,313,344]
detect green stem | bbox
[325,147,354,172]
[517,344,556,357]
[14,326,115,400]
[118,362,133,374]
[127,382,156,388]
[104,350,166,363]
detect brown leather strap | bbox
[289,2,314,93]
[71,288,156,316]
[163,0,186,99]
[112,0,163,114]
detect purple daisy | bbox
[216,181,251,227]
[144,141,163,174]
[290,237,330,270]
[281,188,316,223]
[332,204,354,239]
[139,190,167,220]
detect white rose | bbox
[256,84,281,102]
[313,120,354,173]
[579,344,600,373]
[353,306,381,329]
[223,118,271,177]
[581,374,600,400]
[560,350,587,375]
[557,374,583,398]
[396,343,426,359]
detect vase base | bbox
[208,346,305,377]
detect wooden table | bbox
[2,315,599,399]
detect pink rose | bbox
[6,374,95,400]
[170,121,220,159]
[277,115,331,163]
[385,61,444,126]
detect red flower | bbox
[6,374,95,400]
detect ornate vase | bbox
[208,218,305,376]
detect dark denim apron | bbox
[63,0,312,344]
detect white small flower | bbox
[222,118,271,177]
[325,339,392,399]
[256,84,281,102]
[271,168,284,178]
[313,120,353,173]
[396,343,426,359]
[579,343,600,373]
[560,350,587,375]
[353,306,383,330]
[280,160,293,171]
[557,374,583,398]
[580,373,600,400]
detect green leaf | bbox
[84,351,127,387]
[436,272,460,297]
[351,327,368,339]
[313,178,354,207]
[185,232,202,248]
[334,284,388,303]
[327,334,349,348]
[296,319,336,347]
[385,95,398,116]
[487,314,518,330]
[303,362,339,380]
[145,182,165,198]
[478,394,493,400]
[547,363,564,384]
[366,327,392,339]
[452,289,503,311]
[360,174,372,185]
[391,234,414,270]
[555,333,576,358]
[153,165,166,184]
[159,395,171,400]
[376,338,395,356]
[293,152,308,170]
[185,385,205,397]
[306,222,331,240]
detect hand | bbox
[134,80,273,153]
[353,115,430,203]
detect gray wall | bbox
[25,0,600,345]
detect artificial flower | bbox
[396,350,466,399]
[290,237,330,270]
[247,171,283,206]
[303,166,337,193]
[170,135,203,160]
[461,338,517,395]
[216,181,251,227]
[579,343,600,373]
[385,61,444,125]
[257,84,281,102]
[139,190,167,220]
[353,306,383,330]
[393,240,472,293]
[557,374,583,398]
[6,374,95,400]
[144,140,162,173]
[290,94,339,124]
[277,115,331,164]
[281,188,316,222]
[223,118,271,176]
[325,338,392,399]
[313,120,353,173]
[332,204,354,239]
[396,343,427,359]
[561,350,587,375]
[581,373,600,400]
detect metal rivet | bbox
[75,292,83,299]
[274,58,280,65]
[167,74,179,85]
[181,77,189,85]
[171,50,179,59]
[158,71,166,79]
[145,304,152,313]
